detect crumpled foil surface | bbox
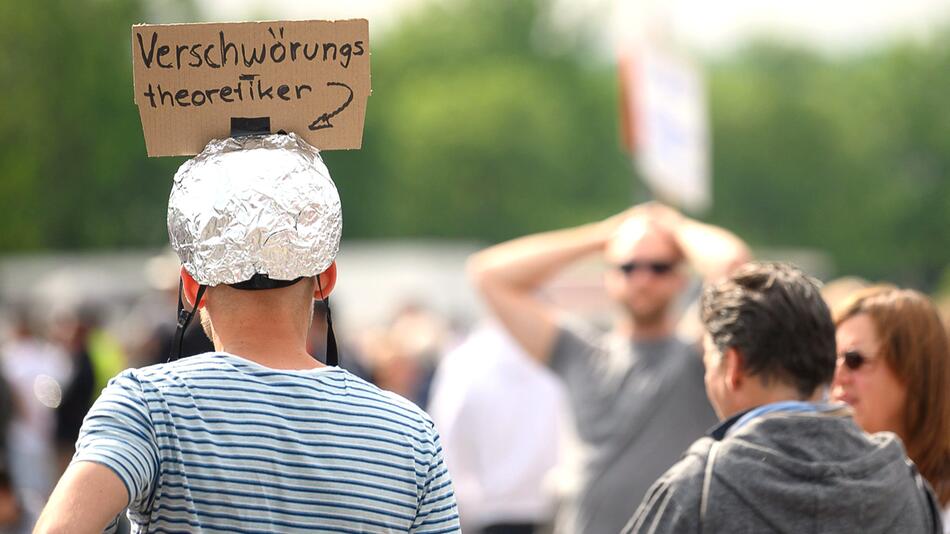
[167,133,342,286]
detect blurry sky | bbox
[191,0,950,55]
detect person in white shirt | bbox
[429,324,568,534]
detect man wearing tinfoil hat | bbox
[35,134,461,533]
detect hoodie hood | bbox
[705,410,937,533]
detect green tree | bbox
[324,0,634,241]
[706,37,950,287]
[0,0,198,251]
[2,0,948,289]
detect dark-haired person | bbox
[467,202,750,534]
[832,286,950,532]
[624,262,942,534]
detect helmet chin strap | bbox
[316,275,339,367]
[169,277,207,362]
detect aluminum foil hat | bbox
[167,133,342,286]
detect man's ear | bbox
[723,347,744,391]
[313,262,337,300]
[180,267,207,309]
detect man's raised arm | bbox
[467,208,638,362]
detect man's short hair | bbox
[700,261,836,396]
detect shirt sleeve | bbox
[547,317,604,384]
[72,369,160,512]
[411,427,461,533]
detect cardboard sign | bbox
[131,20,370,156]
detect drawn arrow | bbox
[309,81,354,131]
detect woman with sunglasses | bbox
[832,286,950,530]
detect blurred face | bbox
[831,313,907,435]
[604,222,685,326]
[702,334,729,420]
[374,350,421,400]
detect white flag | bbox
[620,44,711,212]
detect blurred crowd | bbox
[2,213,950,533]
[0,282,475,531]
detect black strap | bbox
[168,279,207,362]
[230,274,303,290]
[324,297,338,367]
[316,275,338,367]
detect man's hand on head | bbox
[600,204,653,241]
[600,202,687,241]
[638,201,685,232]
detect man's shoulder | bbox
[556,316,611,348]
[126,351,229,377]
[102,353,237,393]
[664,437,715,486]
[644,437,714,504]
[153,358,438,432]
[624,437,712,533]
[343,372,439,430]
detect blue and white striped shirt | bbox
[73,352,460,533]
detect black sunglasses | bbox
[617,261,676,276]
[841,350,868,371]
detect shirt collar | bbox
[707,409,750,441]
[707,400,837,441]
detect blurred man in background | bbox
[51,304,126,474]
[467,202,750,534]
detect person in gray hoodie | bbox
[623,262,942,534]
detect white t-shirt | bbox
[428,325,567,530]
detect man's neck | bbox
[215,340,321,370]
[618,316,675,342]
[209,316,321,370]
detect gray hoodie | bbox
[623,409,942,534]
